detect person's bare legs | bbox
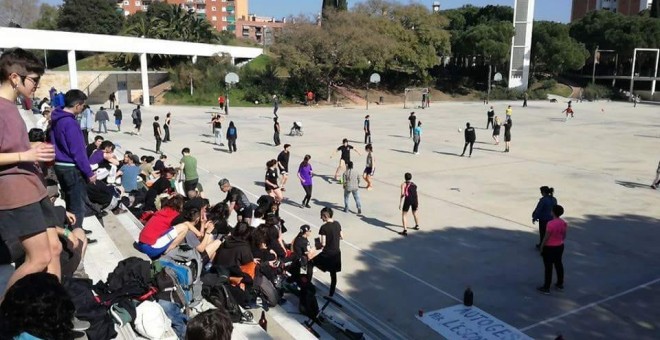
[71,228,88,259]
[165,224,191,254]
[45,227,63,280]
[4,232,52,293]
[204,239,223,261]
[401,211,408,232]
[281,174,288,189]
[493,135,499,145]
[364,173,373,189]
[412,210,420,228]
[334,160,345,180]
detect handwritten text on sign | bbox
[417,304,532,340]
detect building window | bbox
[222,16,227,22]
[123,1,129,5]
[135,1,140,6]
[222,6,226,12]
[212,16,217,21]
[211,6,216,11]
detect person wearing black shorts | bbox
[332,138,360,180]
[503,118,512,152]
[277,144,290,191]
[219,178,253,224]
[492,116,501,145]
[398,172,420,236]
[314,207,343,297]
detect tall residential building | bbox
[571,0,653,22]
[235,15,286,46]
[116,0,248,33]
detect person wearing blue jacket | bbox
[50,90,93,256]
[532,186,557,248]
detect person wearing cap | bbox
[289,224,321,284]
[94,106,109,134]
[218,178,253,224]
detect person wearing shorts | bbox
[219,178,253,224]
[492,116,501,145]
[265,159,283,202]
[363,144,375,190]
[332,138,360,180]
[398,172,420,236]
[0,48,64,291]
[136,195,189,259]
[277,144,291,191]
[503,118,512,153]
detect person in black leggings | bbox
[460,122,476,157]
[297,155,313,208]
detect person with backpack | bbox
[132,105,142,135]
[314,207,342,297]
[460,122,476,157]
[113,105,122,132]
[226,121,238,153]
[398,172,420,236]
[532,186,558,249]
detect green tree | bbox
[31,3,59,30]
[322,0,348,18]
[531,21,589,76]
[0,0,39,27]
[57,0,124,35]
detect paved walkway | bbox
[100,99,660,339]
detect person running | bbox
[180,148,201,195]
[219,178,253,224]
[460,122,476,157]
[153,116,162,154]
[412,121,422,155]
[111,106,122,133]
[492,116,501,145]
[505,105,512,121]
[650,160,660,189]
[273,117,281,146]
[562,104,574,120]
[131,105,142,135]
[226,121,238,153]
[163,112,171,142]
[265,159,283,202]
[342,161,362,214]
[277,144,290,191]
[363,144,375,190]
[332,138,360,180]
[408,112,416,138]
[503,118,512,152]
[399,172,419,236]
[273,95,279,118]
[211,113,224,146]
[364,115,371,144]
[298,155,313,208]
[315,207,343,297]
[537,205,567,295]
[533,186,558,249]
[218,95,225,113]
[486,106,495,129]
[0,48,63,291]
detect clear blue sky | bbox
[42,0,571,23]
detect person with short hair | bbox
[211,113,224,146]
[180,147,201,194]
[153,116,162,154]
[342,161,362,214]
[218,178,253,224]
[332,138,360,180]
[80,105,94,144]
[132,104,142,135]
[460,122,476,157]
[398,172,420,236]
[143,167,175,212]
[289,224,320,284]
[532,186,558,248]
[113,105,122,132]
[226,121,238,153]
[412,121,422,155]
[363,144,375,190]
[273,117,281,146]
[486,106,495,129]
[117,154,140,193]
[95,106,109,134]
[298,155,313,208]
[265,159,284,202]
[408,112,416,138]
[537,204,567,295]
[273,94,279,118]
[315,207,343,297]
[108,92,116,109]
[364,115,371,144]
[86,135,104,157]
[277,144,291,191]
[185,308,233,340]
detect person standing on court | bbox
[342,161,362,215]
[218,95,225,113]
[503,118,512,152]
[314,207,343,297]
[113,105,122,132]
[492,116,501,145]
[505,105,512,121]
[537,204,567,295]
[523,92,528,107]
[532,186,557,249]
[132,105,142,135]
[180,148,200,195]
[364,115,371,144]
[298,155,313,208]
[408,112,416,138]
[332,138,360,180]
[108,92,116,109]
[277,144,291,191]
[95,106,109,134]
[460,122,476,157]
[412,121,422,155]
[153,116,162,154]
[363,144,375,190]
[486,106,495,129]
[163,112,171,142]
[399,172,420,236]
[211,113,224,146]
[273,117,281,146]
[226,121,238,153]
[272,95,279,118]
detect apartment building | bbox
[235,15,286,46]
[571,0,653,21]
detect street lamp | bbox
[224,72,239,115]
[366,72,381,110]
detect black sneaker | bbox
[399,230,408,236]
[555,284,564,291]
[343,208,348,213]
[537,286,550,295]
[412,225,420,230]
[305,204,311,208]
[357,209,362,215]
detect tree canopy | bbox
[31,3,59,30]
[532,21,589,76]
[58,0,124,35]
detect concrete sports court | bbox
[103,98,660,339]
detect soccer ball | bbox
[458,128,462,132]
[255,100,259,105]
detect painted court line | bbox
[520,276,660,332]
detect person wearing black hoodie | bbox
[213,222,253,269]
[460,122,476,157]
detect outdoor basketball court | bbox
[105,97,660,339]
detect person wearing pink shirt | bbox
[537,205,567,295]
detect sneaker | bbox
[399,230,408,236]
[555,284,564,291]
[343,208,348,213]
[72,317,90,331]
[357,209,362,215]
[412,225,420,230]
[537,286,550,295]
[305,204,311,208]
[83,229,93,235]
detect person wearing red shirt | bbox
[537,204,567,295]
[136,195,191,259]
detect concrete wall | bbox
[37,71,169,105]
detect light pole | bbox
[224,72,239,115]
[366,73,380,110]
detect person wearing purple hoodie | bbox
[50,90,94,256]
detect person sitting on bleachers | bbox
[213,221,254,269]
[143,167,176,212]
[89,140,120,171]
[117,154,141,194]
[136,195,195,259]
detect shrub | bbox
[583,83,612,101]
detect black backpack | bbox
[298,279,319,321]
[202,284,245,323]
[63,278,118,340]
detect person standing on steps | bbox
[486,106,495,129]
[398,172,420,236]
[342,161,362,215]
[537,204,567,295]
[533,186,558,249]
[408,112,416,138]
[131,105,142,135]
[211,113,224,146]
[153,116,162,154]
[364,115,371,144]
[108,92,116,109]
[272,95,279,118]
[163,112,171,142]
[460,122,476,157]
[273,117,281,146]
[298,155,313,208]
[226,121,238,153]
[492,116,501,145]
[113,105,122,132]
[315,207,343,297]
[412,121,422,155]
[363,144,375,190]
[95,106,109,134]
[332,138,360,180]
[503,118,512,152]
[277,144,291,192]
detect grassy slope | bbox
[53,54,122,71]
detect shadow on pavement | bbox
[389,149,412,154]
[615,180,653,189]
[434,151,460,157]
[311,198,343,211]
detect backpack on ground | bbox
[298,278,319,321]
[63,278,118,340]
[202,283,252,323]
[162,246,203,307]
[154,259,198,310]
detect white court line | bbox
[520,276,660,332]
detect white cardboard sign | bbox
[417,304,532,340]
